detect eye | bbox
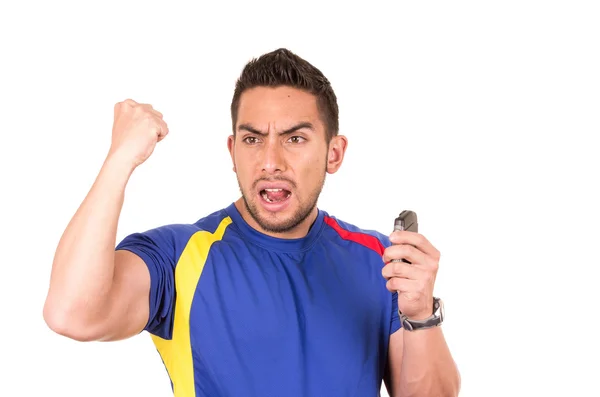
[288,136,306,144]
[243,136,259,145]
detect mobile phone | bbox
[394,210,418,233]
[392,210,418,263]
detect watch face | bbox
[402,319,414,331]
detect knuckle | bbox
[387,246,397,261]
[385,278,394,291]
[381,264,390,277]
[141,114,154,124]
[382,249,389,263]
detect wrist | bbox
[399,297,444,331]
[406,308,434,321]
[104,151,138,176]
[100,152,137,187]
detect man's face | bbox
[228,86,346,236]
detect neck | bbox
[234,197,318,239]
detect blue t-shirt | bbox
[116,202,401,397]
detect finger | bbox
[150,108,163,119]
[139,104,163,119]
[386,277,420,293]
[123,98,139,107]
[382,243,429,266]
[389,231,440,261]
[382,260,424,280]
[115,99,139,119]
[156,118,169,142]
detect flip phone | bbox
[392,210,418,264]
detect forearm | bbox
[397,327,460,397]
[44,154,134,328]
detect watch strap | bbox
[399,297,443,331]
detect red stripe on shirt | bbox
[324,216,385,256]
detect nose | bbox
[261,138,286,174]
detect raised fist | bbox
[108,99,169,168]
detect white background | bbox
[1,1,598,396]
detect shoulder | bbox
[320,211,391,256]
[116,207,233,252]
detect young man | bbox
[44,48,460,396]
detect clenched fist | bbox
[108,99,169,168]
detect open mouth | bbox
[260,188,292,203]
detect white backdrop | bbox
[1,1,598,396]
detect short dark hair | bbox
[230,48,339,142]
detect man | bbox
[44,48,460,396]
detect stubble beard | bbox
[237,172,326,235]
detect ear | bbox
[326,135,348,174]
[227,135,236,172]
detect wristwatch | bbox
[399,297,444,331]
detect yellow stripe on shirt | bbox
[151,216,232,396]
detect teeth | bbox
[260,188,291,203]
[261,191,273,202]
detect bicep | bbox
[98,250,151,341]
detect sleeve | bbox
[390,290,402,333]
[115,224,185,339]
[377,232,403,334]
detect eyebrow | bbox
[237,122,315,136]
